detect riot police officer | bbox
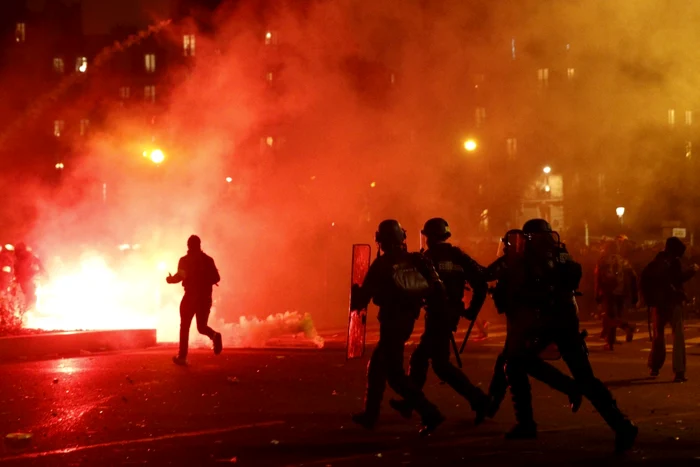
[389,217,490,423]
[502,219,638,452]
[484,229,581,419]
[351,219,445,435]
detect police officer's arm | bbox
[414,254,446,297]
[483,256,506,282]
[350,260,381,311]
[167,258,186,284]
[459,252,487,315]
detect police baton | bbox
[450,333,462,368]
[459,318,477,354]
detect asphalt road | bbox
[2,322,700,466]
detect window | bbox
[668,109,675,126]
[53,58,64,74]
[80,119,89,136]
[537,68,549,88]
[183,34,196,57]
[511,38,516,60]
[567,68,575,80]
[53,120,65,137]
[475,107,486,127]
[390,73,396,85]
[76,57,87,72]
[144,54,156,73]
[264,30,278,46]
[685,110,693,126]
[266,71,274,83]
[15,23,26,43]
[686,141,692,159]
[266,136,274,147]
[119,86,130,99]
[144,85,156,103]
[506,138,518,158]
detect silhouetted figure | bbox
[500,219,637,453]
[483,228,581,420]
[642,237,699,382]
[13,243,44,309]
[595,241,638,350]
[350,219,445,435]
[389,218,489,424]
[167,235,222,365]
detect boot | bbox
[614,421,638,453]
[389,398,413,419]
[351,411,378,430]
[418,412,445,437]
[473,394,490,426]
[569,391,583,413]
[625,326,635,343]
[674,372,688,383]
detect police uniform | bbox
[502,220,637,452]
[483,251,580,418]
[398,221,490,420]
[351,220,444,434]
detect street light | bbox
[149,149,165,164]
[543,166,551,174]
[616,206,625,226]
[225,177,232,183]
[463,139,477,152]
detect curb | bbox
[0,329,157,360]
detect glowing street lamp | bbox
[463,139,477,152]
[543,166,552,174]
[149,149,165,164]
[616,206,625,226]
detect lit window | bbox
[266,71,274,83]
[119,86,130,99]
[567,68,575,79]
[473,73,485,89]
[53,120,65,137]
[15,23,26,43]
[55,162,65,170]
[183,34,196,57]
[668,109,675,126]
[506,138,518,158]
[686,141,692,159]
[537,68,549,88]
[685,110,693,126]
[264,31,278,46]
[53,58,64,74]
[390,73,396,85]
[511,37,516,60]
[266,136,274,147]
[475,107,486,127]
[80,119,89,136]
[144,85,156,103]
[144,54,156,73]
[76,57,87,72]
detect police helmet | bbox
[522,219,552,234]
[375,219,407,247]
[421,218,451,242]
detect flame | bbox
[20,250,323,349]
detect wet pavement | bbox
[2,322,700,466]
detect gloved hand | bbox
[166,273,176,284]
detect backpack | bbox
[391,254,431,299]
[598,254,626,294]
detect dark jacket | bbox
[645,250,695,307]
[352,248,443,322]
[168,249,220,297]
[424,242,487,320]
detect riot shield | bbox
[346,244,371,359]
